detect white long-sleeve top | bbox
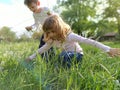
[31,7,51,29]
[29,32,111,59]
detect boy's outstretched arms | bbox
[107,48,120,57]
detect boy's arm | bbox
[31,23,37,29]
[32,14,38,29]
[25,24,37,32]
[25,26,32,31]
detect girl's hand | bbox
[107,48,120,57]
[25,57,32,62]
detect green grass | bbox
[0,41,120,90]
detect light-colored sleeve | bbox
[31,23,36,29]
[29,43,52,60]
[44,7,51,14]
[69,33,111,52]
[31,14,38,29]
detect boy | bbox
[24,0,55,61]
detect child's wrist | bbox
[106,49,110,52]
[29,53,36,60]
[31,25,35,29]
[105,47,111,52]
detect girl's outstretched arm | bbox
[25,43,52,62]
[69,33,120,57]
[107,48,120,57]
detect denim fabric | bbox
[58,51,83,68]
[39,34,55,62]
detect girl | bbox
[26,15,120,68]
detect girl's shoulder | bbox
[67,32,81,40]
[68,32,77,37]
[66,32,75,39]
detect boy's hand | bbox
[25,26,32,31]
[107,48,120,57]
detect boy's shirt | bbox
[32,7,51,31]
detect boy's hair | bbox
[42,15,72,42]
[24,0,38,6]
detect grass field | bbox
[0,41,120,90]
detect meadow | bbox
[0,41,120,90]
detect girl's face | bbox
[28,2,39,13]
[46,30,57,40]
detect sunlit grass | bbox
[0,41,120,90]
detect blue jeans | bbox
[39,34,55,62]
[58,51,83,68]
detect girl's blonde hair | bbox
[42,15,72,42]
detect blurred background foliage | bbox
[0,0,120,42]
